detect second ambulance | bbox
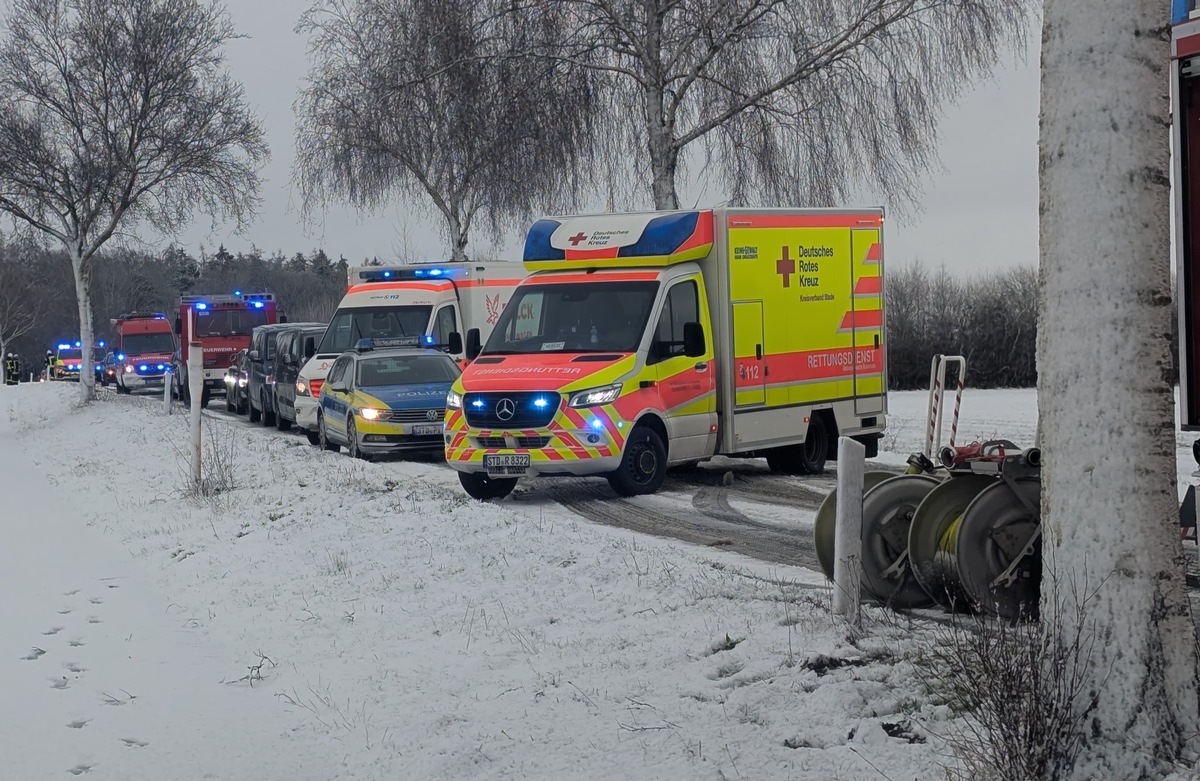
[294,263,523,446]
[445,208,888,499]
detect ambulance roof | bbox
[523,210,714,271]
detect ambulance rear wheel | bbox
[459,471,517,501]
[607,426,668,497]
[766,417,829,476]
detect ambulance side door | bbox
[648,276,717,462]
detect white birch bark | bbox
[1039,0,1200,776]
[68,246,96,403]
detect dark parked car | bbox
[223,348,250,414]
[271,323,326,434]
[247,322,324,427]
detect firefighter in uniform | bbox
[45,349,55,381]
[3,352,17,385]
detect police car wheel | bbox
[346,418,371,461]
[607,426,667,497]
[458,471,517,501]
[318,413,339,452]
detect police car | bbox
[316,338,460,460]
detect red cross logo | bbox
[568,232,588,246]
[776,246,796,288]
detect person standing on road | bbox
[3,352,17,385]
[44,349,55,381]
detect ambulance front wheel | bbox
[766,416,829,475]
[459,471,517,501]
[607,426,668,497]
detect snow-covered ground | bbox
[0,382,1191,779]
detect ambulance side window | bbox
[651,280,699,363]
[434,306,457,345]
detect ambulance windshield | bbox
[317,305,432,355]
[484,281,659,355]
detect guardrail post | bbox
[163,368,172,414]
[188,343,202,487]
[833,436,865,626]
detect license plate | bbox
[144,378,163,386]
[412,424,441,436]
[483,454,531,475]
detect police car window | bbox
[327,357,347,386]
[653,280,699,362]
[318,306,433,354]
[434,307,456,345]
[356,355,460,387]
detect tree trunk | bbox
[644,89,679,210]
[446,212,468,262]
[68,246,96,403]
[1039,0,1200,776]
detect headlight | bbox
[446,390,463,409]
[359,407,382,420]
[124,365,133,374]
[296,380,309,396]
[568,383,623,408]
[238,378,247,387]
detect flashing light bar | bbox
[117,353,125,360]
[98,340,106,348]
[139,364,149,371]
[195,302,208,311]
[57,343,70,349]
[252,301,264,309]
[234,289,242,297]
[352,266,468,284]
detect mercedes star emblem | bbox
[495,398,516,421]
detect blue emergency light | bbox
[74,341,80,347]
[382,271,392,278]
[139,364,148,371]
[251,301,264,309]
[57,343,70,350]
[591,419,604,430]
[98,340,105,348]
[117,353,125,361]
[534,397,549,409]
[156,364,165,370]
[471,399,485,408]
[234,289,242,297]
[195,302,208,311]
[423,335,435,345]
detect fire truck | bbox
[110,313,176,394]
[444,208,887,500]
[52,341,83,380]
[172,292,282,407]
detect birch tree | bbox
[504,0,1033,210]
[1038,0,1200,776]
[294,0,595,261]
[0,0,267,401]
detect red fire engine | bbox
[172,292,282,407]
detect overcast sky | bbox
[166,3,1041,276]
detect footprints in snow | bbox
[29,579,149,772]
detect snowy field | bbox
[0,382,1193,780]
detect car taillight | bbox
[310,379,324,398]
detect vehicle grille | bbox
[385,408,445,423]
[462,392,559,428]
[475,436,552,449]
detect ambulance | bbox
[444,208,887,500]
[110,312,176,394]
[294,262,524,446]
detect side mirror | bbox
[448,331,464,355]
[328,380,347,393]
[249,349,261,362]
[303,337,316,360]
[465,328,482,361]
[174,317,182,335]
[683,322,706,358]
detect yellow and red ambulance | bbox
[444,208,888,499]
